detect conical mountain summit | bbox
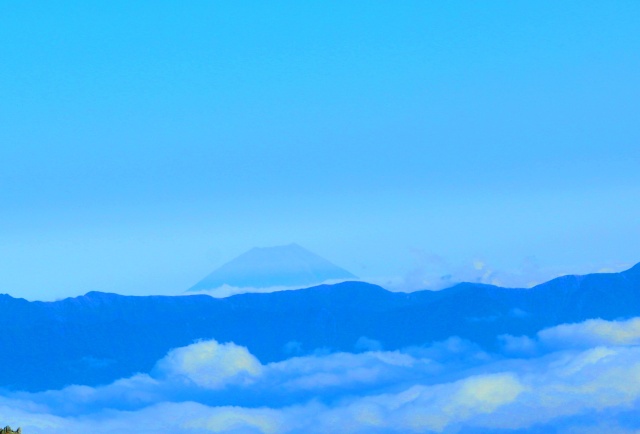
[188,243,357,291]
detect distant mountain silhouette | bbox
[1,263,639,392]
[188,243,357,291]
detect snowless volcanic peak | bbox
[188,243,357,291]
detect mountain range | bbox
[1,262,639,392]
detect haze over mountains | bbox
[2,262,640,392]
[188,243,357,291]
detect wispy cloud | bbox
[186,278,356,298]
[387,250,635,292]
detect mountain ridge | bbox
[1,262,638,392]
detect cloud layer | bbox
[4,317,640,433]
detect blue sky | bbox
[1,1,639,299]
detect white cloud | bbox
[539,317,640,349]
[498,334,538,356]
[154,340,263,389]
[182,404,299,434]
[354,336,383,352]
[265,350,424,392]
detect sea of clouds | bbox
[3,318,640,433]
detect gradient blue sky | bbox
[1,1,639,300]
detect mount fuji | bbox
[188,243,357,291]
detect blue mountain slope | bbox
[1,264,639,392]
